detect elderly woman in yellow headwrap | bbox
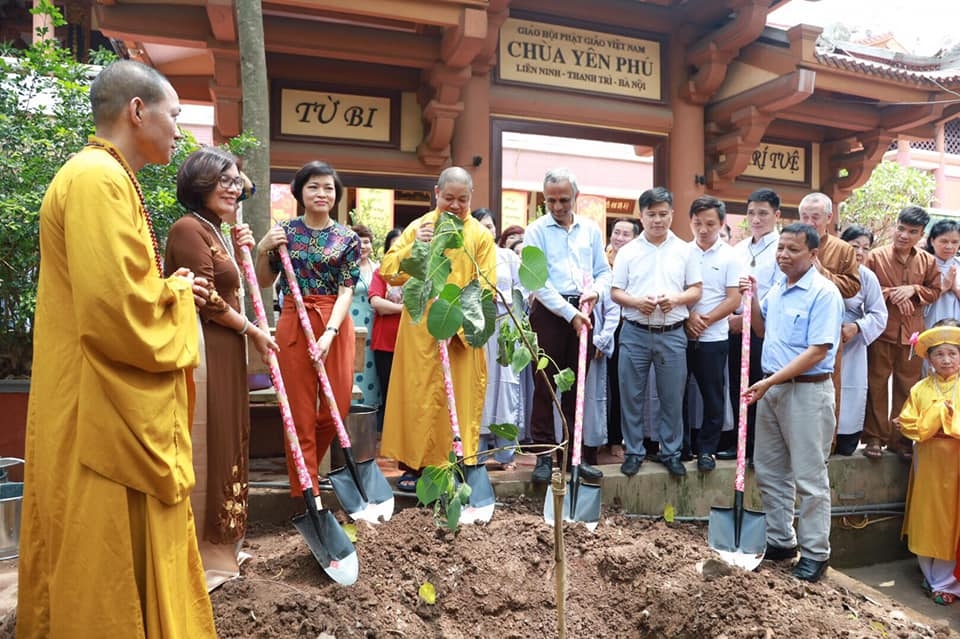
[898,320,960,606]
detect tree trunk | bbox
[236,0,274,314]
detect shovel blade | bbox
[457,463,495,524]
[543,480,601,532]
[329,459,396,523]
[708,505,767,571]
[292,504,359,586]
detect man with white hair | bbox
[524,168,612,482]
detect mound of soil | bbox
[210,497,955,639]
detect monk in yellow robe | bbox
[899,323,960,605]
[17,61,216,638]
[380,167,496,488]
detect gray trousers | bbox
[754,379,835,561]
[618,322,687,461]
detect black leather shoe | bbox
[697,454,716,472]
[764,544,798,561]
[620,454,643,476]
[574,462,603,481]
[715,448,737,460]
[531,455,552,483]
[663,456,687,477]
[792,556,829,582]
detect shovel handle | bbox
[238,246,314,495]
[438,338,465,459]
[276,242,353,450]
[571,302,590,467]
[735,289,752,493]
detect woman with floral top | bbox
[255,160,360,501]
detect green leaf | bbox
[455,480,472,502]
[537,356,549,371]
[445,496,462,532]
[663,503,675,524]
[489,422,520,441]
[427,295,464,340]
[511,288,527,316]
[432,212,465,253]
[461,281,491,348]
[399,240,431,281]
[402,278,428,323]
[554,367,575,393]
[416,465,447,506]
[448,451,457,464]
[342,523,358,543]
[425,253,453,298]
[518,245,548,290]
[418,581,437,605]
[510,345,533,374]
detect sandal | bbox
[921,578,933,595]
[863,443,883,460]
[933,591,957,606]
[396,471,419,493]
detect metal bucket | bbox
[329,405,378,468]
[0,458,24,560]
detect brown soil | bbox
[208,497,954,639]
[0,497,954,638]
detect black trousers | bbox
[685,339,729,456]
[529,301,594,447]
[606,319,624,446]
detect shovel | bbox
[238,246,358,585]
[277,244,394,523]
[708,288,766,570]
[438,338,495,525]
[544,298,601,531]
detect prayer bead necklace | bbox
[85,141,163,276]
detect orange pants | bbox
[276,295,354,497]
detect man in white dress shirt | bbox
[612,187,702,477]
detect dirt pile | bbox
[208,497,955,639]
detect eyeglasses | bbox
[218,175,244,191]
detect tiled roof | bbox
[814,42,960,87]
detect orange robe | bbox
[379,210,496,468]
[17,138,215,638]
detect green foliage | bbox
[0,1,95,377]
[397,215,574,530]
[839,161,936,245]
[415,457,472,533]
[0,0,257,377]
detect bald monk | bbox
[16,61,216,638]
[379,167,497,490]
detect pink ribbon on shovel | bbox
[276,242,352,449]
[735,288,752,493]
[438,338,465,457]
[237,246,314,495]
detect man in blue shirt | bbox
[524,168,612,483]
[742,223,844,583]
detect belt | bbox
[626,318,685,333]
[764,372,831,384]
[561,294,582,306]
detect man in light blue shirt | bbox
[524,168,611,483]
[742,223,844,583]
